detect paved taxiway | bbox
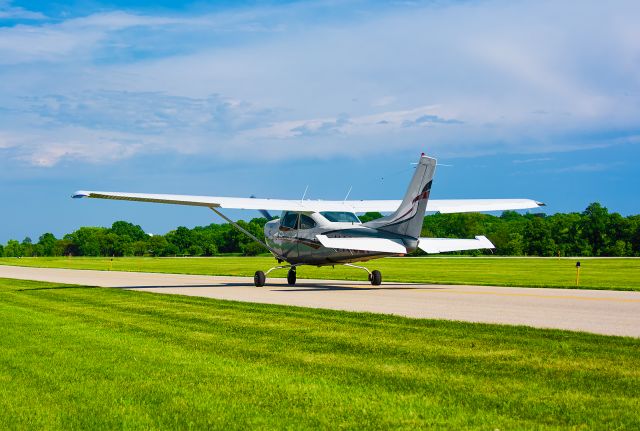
[2,265,639,337]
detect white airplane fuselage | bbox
[265,211,417,265]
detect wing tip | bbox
[535,201,546,207]
[72,190,90,199]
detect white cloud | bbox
[0,127,147,167]
[551,162,625,174]
[0,11,191,64]
[512,157,553,164]
[1,0,639,166]
[0,1,45,20]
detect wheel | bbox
[287,268,297,286]
[370,270,382,286]
[254,270,266,287]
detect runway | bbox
[2,265,639,337]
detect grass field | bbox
[2,256,640,291]
[1,277,639,429]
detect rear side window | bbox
[320,211,360,223]
[299,214,317,230]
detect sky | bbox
[1,0,639,242]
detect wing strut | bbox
[208,207,284,261]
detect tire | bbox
[287,268,297,286]
[254,270,266,287]
[370,270,382,286]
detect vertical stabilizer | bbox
[364,154,436,239]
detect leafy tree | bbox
[64,227,110,256]
[131,240,149,256]
[359,212,383,223]
[54,239,76,256]
[166,226,193,254]
[110,221,147,242]
[187,245,203,256]
[148,235,169,257]
[4,202,639,258]
[241,242,264,256]
[4,240,22,257]
[38,233,58,256]
[523,217,557,256]
[581,203,609,256]
[20,237,35,257]
[627,215,640,256]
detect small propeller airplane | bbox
[73,154,544,286]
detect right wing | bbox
[73,190,544,214]
[418,236,495,254]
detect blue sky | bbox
[1,0,639,242]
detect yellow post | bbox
[575,261,581,287]
[109,258,113,271]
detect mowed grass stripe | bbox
[2,256,640,291]
[1,278,639,429]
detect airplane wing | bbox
[315,235,407,254]
[426,199,544,213]
[417,236,495,254]
[73,190,544,214]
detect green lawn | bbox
[2,256,640,290]
[1,277,638,429]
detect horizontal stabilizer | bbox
[316,235,407,254]
[418,236,495,254]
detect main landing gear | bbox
[253,263,382,287]
[344,263,382,286]
[254,264,299,287]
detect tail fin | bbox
[364,154,436,239]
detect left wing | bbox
[73,190,544,214]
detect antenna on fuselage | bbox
[300,185,309,203]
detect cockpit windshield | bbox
[320,211,361,223]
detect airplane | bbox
[73,153,544,287]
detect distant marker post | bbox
[575,261,581,287]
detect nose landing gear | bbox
[287,267,297,286]
[254,270,266,287]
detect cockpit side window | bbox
[298,214,317,230]
[280,212,299,230]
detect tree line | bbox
[1,203,638,258]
